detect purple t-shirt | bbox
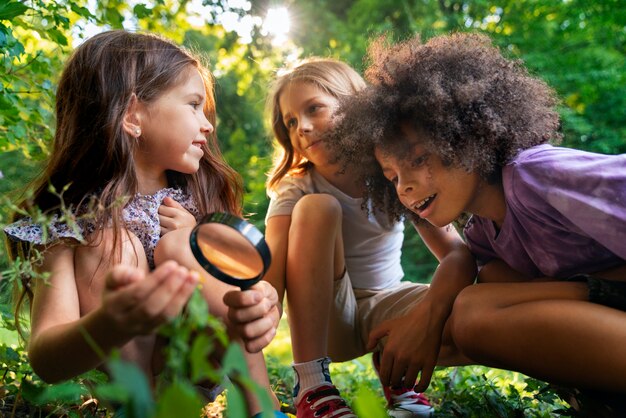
[464,144,626,279]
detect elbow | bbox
[28,354,62,384]
[28,342,69,384]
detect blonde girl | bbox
[226,58,475,418]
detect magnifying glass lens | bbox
[190,213,271,290]
[195,223,264,279]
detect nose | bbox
[200,114,214,135]
[396,176,413,196]
[297,116,312,136]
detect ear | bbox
[122,94,144,138]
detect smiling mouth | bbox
[413,194,436,212]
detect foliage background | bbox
[1,0,625,416]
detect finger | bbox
[414,362,435,393]
[227,298,273,324]
[244,326,277,353]
[389,356,408,388]
[235,314,275,340]
[367,323,389,351]
[404,363,421,391]
[158,214,175,228]
[126,260,178,302]
[157,205,179,218]
[161,272,199,318]
[106,265,143,290]
[223,289,262,309]
[159,215,175,236]
[131,265,189,324]
[378,349,394,387]
[161,196,184,209]
[253,281,279,303]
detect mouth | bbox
[306,140,322,150]
[192,140,206,149]
[411,194,436,214]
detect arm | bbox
[369,222,476,391]
[479,260,626,283]
[223,215,291,352]
[28,245,197,383]
[478,259,530,283]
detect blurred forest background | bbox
[0,0,625,416]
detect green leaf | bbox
[155,380,205,418]
[189,333,219,383]
[21,379,88,405]
[221,344,250,378]
[46,28,68,46]
[107,357,155,418]
[70,3,94,19]
[134,4,153,19]
[352,386,387,418]
[225,380,247,418]
[0,2,29,20]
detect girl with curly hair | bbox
[225,57,476,418]
[330,32,626,395]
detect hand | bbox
[158,197,197,236]
[101,261,199,336]
[223,280,281,353]
[367,299,443,392]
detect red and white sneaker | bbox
[373,352,434,418]
[295,383,357,418]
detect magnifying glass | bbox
[189,212,271,290]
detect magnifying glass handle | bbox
[238,282,254,291]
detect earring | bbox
[134,128,141,137]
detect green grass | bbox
[263,311,571,417]
[0,301,580,417]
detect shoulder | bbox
[504,144,626,199]
[267,171,313,200]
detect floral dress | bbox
[4,187,200,269]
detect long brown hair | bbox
[266,58,366,191]
[9,30,242,325]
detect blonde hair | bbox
[266,57,366,191]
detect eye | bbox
[307,104,321,114]
[285,118,297,129]
[383,174,398,186]
[411,153,429,168]
[190,102,201,110]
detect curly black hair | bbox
[329,32,562,223]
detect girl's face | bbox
[375,124,483,227]
[135,67,213,187]
[278,81,339,168]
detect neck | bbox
[135,169,168,195]
[468,179,507,228]
[314,164,362,198]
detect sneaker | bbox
[295,383,357,418]
[373,352,434,418]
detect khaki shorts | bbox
[327,271,429,362]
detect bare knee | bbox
[291,194,342,231]
[154,227,193,266]
[449,285,495,358]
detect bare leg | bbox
[449,281,626,392]
[284,194,345,363]
[155,229,280,413]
